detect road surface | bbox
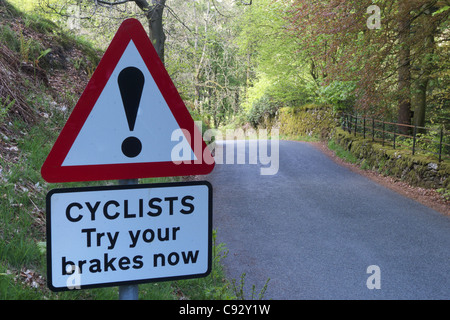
[206,140,450,300]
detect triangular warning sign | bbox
[41,18,214,183]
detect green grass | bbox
[327,139,359,164]
[279,133,320,142]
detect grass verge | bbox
[327,139,359,164]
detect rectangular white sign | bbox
[46,181,212,291]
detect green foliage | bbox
[6,0,450,132]
[0,24,20,51]
[24,13,58,34]
[238,0,315,125]
[316,81,357,113]
[231,273,270,300]
[174,230,235,300]
[18,29,45,64]
[433,6,450,16]
[247,94,278,129]
[0,95,15,120]
[162,0,248,127]
[436,188,450,201]
[328,139,359,164]
[6,0,34,12]
[394,130,450,159]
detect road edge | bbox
[309,140,449,216]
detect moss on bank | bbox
[276,104,338,139]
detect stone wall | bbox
[333,127,449,191]
[261,104,448,191]
[274,104,337,139]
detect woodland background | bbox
[9,0,450,131]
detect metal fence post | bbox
[363,117,366,139]
[346,113,349,132]
[348,114,352,134]
[119,284,139,300]
[341,115,446,161]
[393,124,396,149]
[372,118,375,142]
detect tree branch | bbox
[133,0,151,12]
[95,0,131,6]
[165,4,192,32]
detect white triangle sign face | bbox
[41,19,214,183]
[62,40,195,166]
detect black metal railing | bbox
[341,113,450,162]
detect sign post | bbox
[118,179,139,300]
[119,283,139,300]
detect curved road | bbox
[206,140,450,300]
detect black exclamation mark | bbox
[118,66,144,158]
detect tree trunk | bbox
[413,78,428,130]
[134,0,166,63]
[412,13,437,132]
[397,2,412,134]
[148,0,166,63]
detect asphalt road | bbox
[206,140,450,300]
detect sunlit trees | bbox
[237,0,313,117]
[29,0,450,129]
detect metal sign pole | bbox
[118,178,139,300]
[119,283,139,300]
